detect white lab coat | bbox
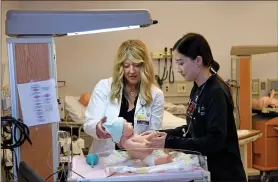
[83,77,165,154]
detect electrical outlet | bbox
[177,84,186,93]
[261,82,266,90]
[164,83,170,92]
[252,82,258,93]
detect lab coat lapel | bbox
[107,86,122,118]
[116,87,123,116]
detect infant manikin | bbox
[252,89,278,110]
[102,117,173,166]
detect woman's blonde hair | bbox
[110,40,156,105]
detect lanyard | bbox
[183,83,206,137]
[193,82,206,103]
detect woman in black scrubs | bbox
[145,33,247,182]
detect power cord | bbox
[45,130,85,181]
[227,80,241,129]
[1,116,32,149]
[1,148,16,181]
[45,168,85,181]
[1,116,32,180]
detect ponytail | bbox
[210,61,219,74]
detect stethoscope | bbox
[182,82,207,137]
[181,68,218,137]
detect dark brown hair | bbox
[173,33,234,107]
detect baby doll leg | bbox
[142,150,173,166]
[154,154,173,165]
[153,150,173,165]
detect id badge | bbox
[136,114,150,126]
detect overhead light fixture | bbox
[67,25,140,36]
[5,10,158,37]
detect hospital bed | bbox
[164,102,187,119]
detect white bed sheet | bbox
[162,110,186,129]
[164,102,187,115]
[64,96,86,124]
[68,155,210,182]
[63,96,186,129]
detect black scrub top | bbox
[115,93,138,150]
[160,74,247,182]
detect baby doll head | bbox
[79,92,91,107]
[122,120,134,137]
[102,117,133,143]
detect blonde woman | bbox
[84,40,164,154]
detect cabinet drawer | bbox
[267,125,278,137]
[266,138,278,167]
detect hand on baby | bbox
[96,117,111,139]
[143,131,167,149]
[124,132,158,160]
[141,130,156,136]
[152,132,167,148]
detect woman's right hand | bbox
[140,130,157,136]
[96,116,111,139]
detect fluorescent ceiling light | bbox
[5,10,157,37]
[67,25,140,36]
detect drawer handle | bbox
[253,152,261,155]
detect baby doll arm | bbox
[123,139,152,160]
[122,135,173,165]
[131,133,157,143]
[125,137,150,149]
[270,89,276,99]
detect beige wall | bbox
[1,1,20,87]
[2,1,278,97]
